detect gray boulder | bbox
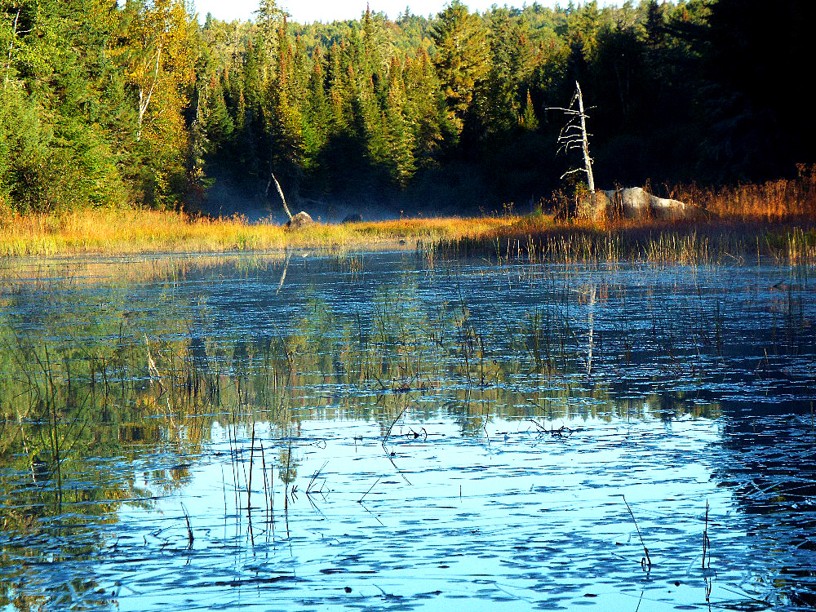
[576,190,611,221]
[579,187,692,220]
[646,192,691,220]
[285,211,314,229]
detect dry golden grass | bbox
[478,215,815,264]
[0,207,519,257]
[2,171,815,262]
[0,209,285,256]
[677,164,816,220]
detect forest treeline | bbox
[0,0,813,217]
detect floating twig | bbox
[358,477,381,504]
[405,427,427,441]
[528,418,574,438]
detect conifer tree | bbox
[384,57,416,186]
[430,0,489,136]
[403,48,446,168]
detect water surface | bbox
[0,251,814,610]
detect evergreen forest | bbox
[1,0,813,218]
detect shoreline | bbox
[1,208,814,264]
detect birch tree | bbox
[116,0,196,205]
[119,0,195,143]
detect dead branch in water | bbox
[181,502,194,549]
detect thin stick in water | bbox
[619,494,651,569]
[181,502,194,549]
[702,499,711,570]
[358,477,381,504]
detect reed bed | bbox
[678,164,816,220]
[437,216,816,265]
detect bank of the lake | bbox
[0,208,519,257]
[2,207,815,265]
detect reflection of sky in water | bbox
[109,414,737,610]
[1,253,814,609]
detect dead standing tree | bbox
[550,81,596,205]
[549,83,694,221]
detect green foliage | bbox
[431,0,489,136]
[0,0,808,215]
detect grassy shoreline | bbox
[0,208,516,257]
[1,206,815,265]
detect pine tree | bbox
[403,47,445,168]
[520,90,539,130]
[383,57,416,186]
[302,44,330,170]
[430,0,489,136]
[476,8,535,138]
[268,19,304,191]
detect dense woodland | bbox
[0,0,813,218]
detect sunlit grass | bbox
[0,208,519,257]
[677,164,816,220]
[452,215,816,265]
[2,173,815,263]
[0,208,285,256]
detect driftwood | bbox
[265,170,314,229]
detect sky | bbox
[191,0,612,24]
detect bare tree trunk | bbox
[137,45,162,142]
[551,80,596,199]
[266,171,293,221]
[575,82,595,194]
[4,9,21,90]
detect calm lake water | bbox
[0,250,814,611]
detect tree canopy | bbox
[0,0,810,217]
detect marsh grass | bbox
[434,175,816,264]
[679,164,816,220]
[436,217,816,265]
[0,208,516,257]
[0,208,289,256]
[2,187,815,263]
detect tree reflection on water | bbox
[0,253,813,609]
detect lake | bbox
[0,250,814,610]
